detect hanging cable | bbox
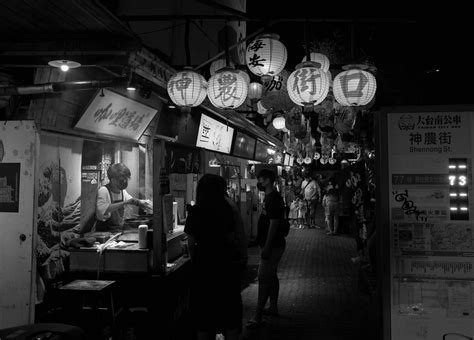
[185,19,191,66]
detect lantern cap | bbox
[182,66,195,71]
[295,61,320,70]
[342,63,369,71]
[215,66,237,73]
[256,33,280,40]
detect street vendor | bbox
[93,162,141,232]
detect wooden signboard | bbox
[74,89,158,141]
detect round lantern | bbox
[313,152,321,160]
[207,68,248,109]
[272,115,286,130]
[248,82,264,101]
[167,68,207,110]
[210,58,235,76]
[236,68,250,85]
[328,158,337,165]
[303,156,312,164]
[296,157,304,165]
[301,52,330,72]
[320,157,328,165]
[246,34,287,82]
[287,61,330,108]
[333,68,377,106]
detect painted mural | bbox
[36,135,82,301]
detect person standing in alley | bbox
[301,173,321,228]
[322,185,340,235]
[247,169,287,329]
[185,174,244,340]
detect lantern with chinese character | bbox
[207,68,248,109]
[301,52,330,72]
[333,68,377,106]
[167,68,207,111]
[246,34,287,82]
[287,61,330,108]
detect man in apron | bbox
[93,163,140,232]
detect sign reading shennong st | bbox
[389,112,471,155]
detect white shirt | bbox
[301,179,320,201]
[96,186,132,221]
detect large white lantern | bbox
[246,34,287,81]
[287,61,330,108]
[333,69,377,106]
[207,68,248,109]
[301,52,330,72]
[167,69,207,111]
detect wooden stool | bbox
[60,279,117,337]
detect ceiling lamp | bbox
[301,52,330,72]
[207,67,248,109]
[287,61,330,108]
[246,33,287,82]
[272,115,286,130]
[333,68,377,106]
[167,68,208,111]
[210,58,235,76]
[248,82,264,101]
[48,59,81,72]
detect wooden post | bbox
[152,139,167,274]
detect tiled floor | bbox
[240,211,380,340]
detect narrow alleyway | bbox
[240,211,378,340]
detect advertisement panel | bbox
[196,113,234,154]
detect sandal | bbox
[246,319,266,329]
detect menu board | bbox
[254,140,269,163]
[232,131,256,159]
[196,113,234,154]
[283,153,290,166]
[384,110,474,340]
[289,156,294,167]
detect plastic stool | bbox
[59,280,117,336]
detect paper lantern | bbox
[303,156,312,164]
[313,152,321,160]
[236,68,250,85]
[207,68,248,109]
[287,61,330,108]
[248,82,264,100]
[210,58,235,76]
[272,115,286,130]
[260,69,294,112]
[246,34,287,81]
[333,69,377,106]
[301,52,330,72]
[167,69,207,110]
[328,158,336,165]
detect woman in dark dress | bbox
[184,174,243,340]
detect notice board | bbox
[377,106,474,340]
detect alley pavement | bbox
[240,211,379,340]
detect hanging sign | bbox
[195,113,234,154]
[74,89,158,141]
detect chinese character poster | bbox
[0,163,20,212]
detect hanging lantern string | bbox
[304,18,311,62]
[224,20,230,68]
[185,18,191,66]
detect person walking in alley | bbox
[322,185,340,235]
[247,169,287,329]
[185,174,245,340]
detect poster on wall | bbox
[74,89,158,141]
[386,110,474,340]
[0,163,20,212]
[196,113,234,154]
